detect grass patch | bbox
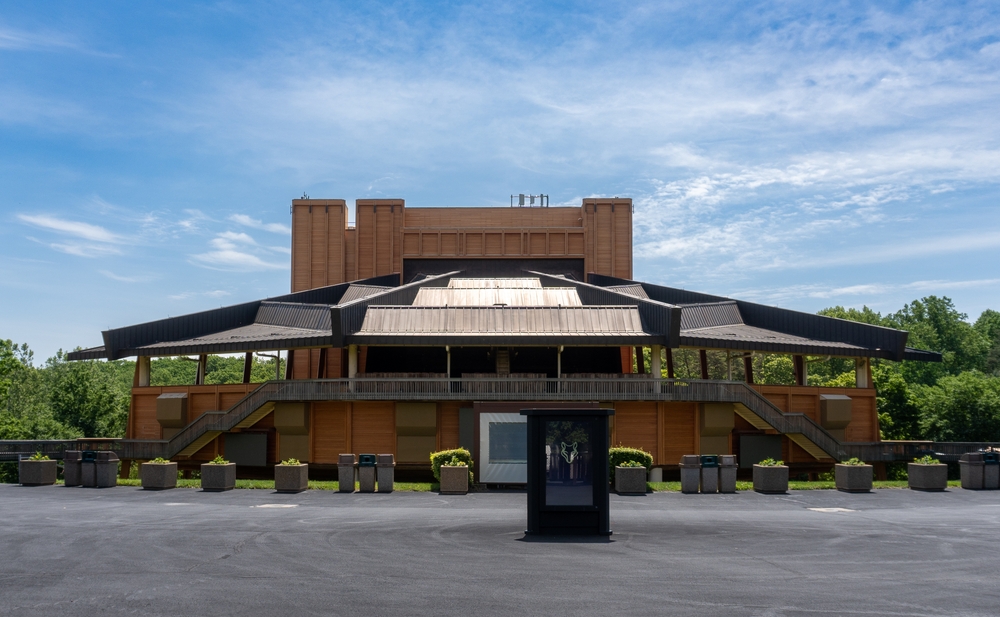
[647,479,962,492]
[111,479,438,491]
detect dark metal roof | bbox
[256,302,332,330]
[66,274,398,360]
[605,284,649,299]
[679,301,743,330]
[903,347,943,362]
[589,273,927,362]
[339,284,393,304]
[134,324,332,357]
[680,324,869,355]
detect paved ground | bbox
[1,485,999,617]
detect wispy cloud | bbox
[229,214,290,234]
[18,214,121,243]
[190,233,286,271]
[169,289,232,301]
[99,270,152,283]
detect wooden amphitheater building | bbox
[66,197,941,481]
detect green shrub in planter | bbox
[609,447,653,481]
[430,448,473,484]
[757,458,784,467]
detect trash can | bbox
[338,454,356,492]
[679,455,701,494]
[983,451,999,490]
[960,452,985,490]
[719,454,737,494]
[700,455,720,494]
[358,454,377,493]
[376,454,395,493]
[95,451,119,487]
[63,450,82,487]
[80,451,98,487]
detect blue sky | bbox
[2,1,1000,359]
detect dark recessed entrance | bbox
[521,408,614,536]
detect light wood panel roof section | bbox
[354,305,651,345]
[447,278,543,288]
[412,287,582,307]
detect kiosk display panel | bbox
[522,408,614,536]
[544,420,594,506]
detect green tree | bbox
[974,309,1000,375]
[887,296,990,385]
[45,351,131,438]
[914,371,1000,442]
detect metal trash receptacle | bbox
[983,451,999,490]
[94,451,119,488]
[376,454,395,493]
[679,455,701,494]
[700,455,720,494]
[63,450,82,487]
[338,454,356,492]
[80,451,98,487]
[719,455,737,493]
[358,454,377,493]
[960,452,985,490]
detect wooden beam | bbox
[317,348,327,379]
[666,348,675,379]
[635,346,645,374]
[793,355,806,386]
[699,350,709,380]
[743,355,755,385]
[243,352,253,384]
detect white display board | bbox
[479,412,528,483]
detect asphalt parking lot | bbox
[1,484,998,617]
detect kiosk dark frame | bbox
[521,408,614,536]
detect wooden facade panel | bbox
[311,208,328,287]
[485,233,502,255]
[352,401,395,455]
[403,232,419,256]
[438,402,462,451]
[190,393,217,414]
[504,232,521,255]
[403,207,584,228]
[614,402,658,463]
[791,394,818,419]
[440,233,458,255]
[762,393,788,412]
[133,393,160,440]
[219,391,247,411]
[344,228,357,282]
[662,402,697,465]
[292,204,311,292]
[846,395,876,442]
[312,401,350,464]
[549,233,565,255]
[421,233,439,256]
[567,232,584,256]
[465,233,483,256]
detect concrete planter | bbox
[752,464,789,494]
[201,463,236,491]
[439,465,469,495]
[835,464,873,493]
[615,466,647,495]
[141,462,178,490]
[274,464,309,493]
[19,460,57,486]
[908,463,947,491]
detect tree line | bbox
[2,295,999,445]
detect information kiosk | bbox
[521,408,614,536]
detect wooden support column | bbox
[348,345,358,378]
[699,350,709,380]
[651,345,662,378]
[446,346,452,378]
[635,346,646,374]
[285,350,294,380]
[243,352,253,384]
[793,355,806,386]
[134,356,150,387]
[195,354,207,385]
[743,355,755,385]
[317,348,327,379]
[665,348,675,379]
[855,358,870,388]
